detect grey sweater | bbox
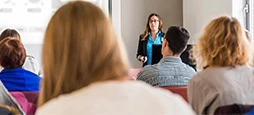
[188,65,254,115]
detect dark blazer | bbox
[136,32,165,67]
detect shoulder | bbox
[37,81,195,115]
[160,31,165,37]
[139,34,144,39]
[182,63,197,74]
[137,65,159,80]
[36,99,62,115]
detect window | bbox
[246,0,254,38]
[0,0,109,44]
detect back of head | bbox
[194,16,252,68]
[0,37,26,69]
[165,26,190,55]
[39,1,129,106]
[0,29,21,41]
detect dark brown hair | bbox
[165,26,190,55]
[0,29,21,41]
[0,37,26,69]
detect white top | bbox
[36,81,195,115]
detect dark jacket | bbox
[136,32,165,67]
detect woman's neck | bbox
[150,30,159,40]
[150,30,158,35]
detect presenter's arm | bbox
[136,35,144,61]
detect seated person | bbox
[180,44,196,71]
[188,16,254,115]
[35,1,195,115]
[0,37,41,91]
[137,26,196,86]
[0,29,42,76]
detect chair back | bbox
[128,68,141,80]
[10,92,39,115]
[214,104,254,115]
[159,86,188,102]
[0,81,24,114]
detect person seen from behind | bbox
[36,1,195,115]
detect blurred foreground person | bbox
[36,1,195,115]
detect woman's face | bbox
[149,16,160,31]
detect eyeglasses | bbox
[149,20,159,23]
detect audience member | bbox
[188,16,254,114]
[0,37,41,91]
[136,13,164,67]
[180,44,196,70]
[0,29,42,76]
[137,26,196,86]
[36,1,195,115]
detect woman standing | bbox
[136,13,164,67]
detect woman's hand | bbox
[138,55,147,63]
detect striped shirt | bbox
[137,56,196,86]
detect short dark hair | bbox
[165,26,190,55]
[0,37,26,69]
[0,29,21,41]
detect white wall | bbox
[183,0,246,44]
[24,44,42,66]
[183,0,233,44]
[120,0,183,68]
[251,0,254,38]
[111,0,121,37]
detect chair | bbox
[10,92,39,115]
[128,68,141,80]
[0,104,21,115]
[158,86,188,102]
[214,104,254,115]
[0,81,24,114]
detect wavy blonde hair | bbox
[38,1,129,106]
[193,16,253,69]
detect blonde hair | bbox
[193,16,253,69]
[38,1,129,106]
[141,13,163,41]
[0,104,20,115]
